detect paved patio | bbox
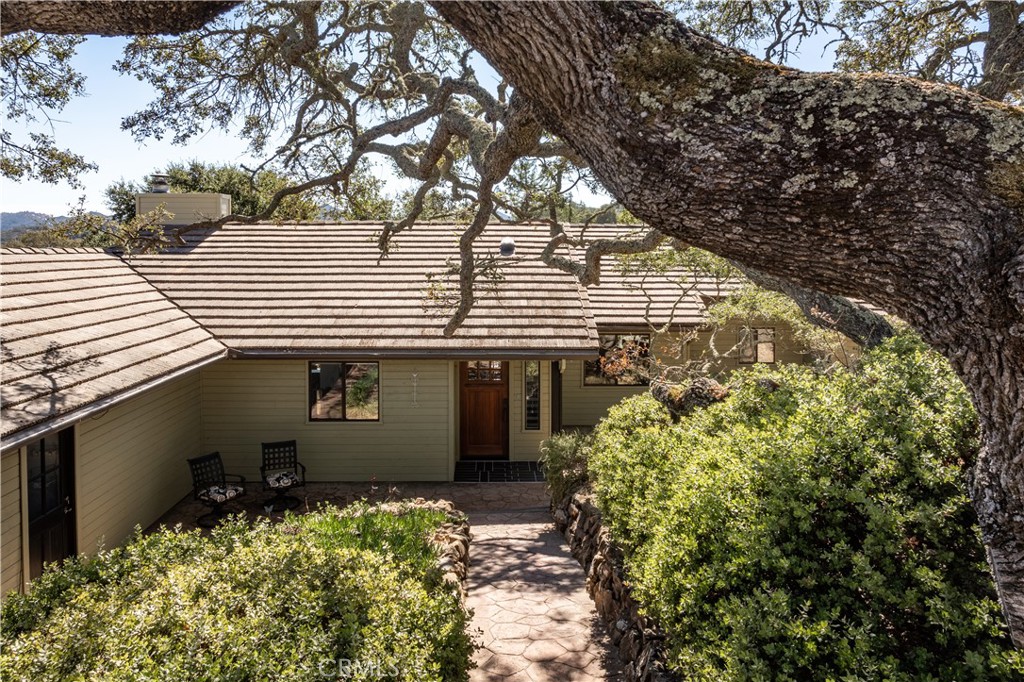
[154,481,559,529]
[154,482,623,681]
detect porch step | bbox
[454,460,545,483]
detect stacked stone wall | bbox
[552,491,678,682]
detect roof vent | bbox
[499,236,516,257]
[149,173,170,193]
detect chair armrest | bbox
[224,473,246,485]
[297,461,307,476]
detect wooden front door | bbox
[27,427,76,580]
[460,361,509,459]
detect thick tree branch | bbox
[978,0,1024,100]
[443,92,544,335]
[541,227,666,287]
[1,1,240,37]
[736,264,895,348]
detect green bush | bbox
[540,430,593,503]
[588,333,1023,681]
[2,504,474,682]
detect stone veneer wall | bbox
[552,490,678,682]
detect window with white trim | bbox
[739,328,776,364]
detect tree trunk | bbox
[1,1,239,37]
[433,0,1024,645]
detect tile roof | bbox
[1,248,226,444]
[587,268,739,328]
[130,223,599,356]
[563,225,743,329]
[0,221,882,446]
[563,225,885,325]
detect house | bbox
[0,218,818,595]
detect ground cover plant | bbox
[1,503,474,682]
[575,333,1024,681]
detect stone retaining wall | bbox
[552,490,678,682]
[373,498,472,601]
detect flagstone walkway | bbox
[155,481,623,680]
[467,508,623,681]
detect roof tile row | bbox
[1,222,728,444]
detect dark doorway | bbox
[459,361,509,459]
[27,427,76,580]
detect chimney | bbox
[135,190,232,227]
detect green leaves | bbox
[540,430,593,503]
[1,34,85,117]
[163,160,321,221]
[586,331,1021,680]
[0,32,95,186]
[1,506,474,682]
[677,1,1019,103]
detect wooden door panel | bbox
[460,361,509,458]
[463,389,504,454]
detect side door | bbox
[27,427,76,579]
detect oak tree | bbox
[432,0,1024,644]
[4,0,1024,646]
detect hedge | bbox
[586,333,1023,681]
[1,503,474,681]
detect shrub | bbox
[588,332,1023,681]
[1,504,474,682]
[540,429,593,503]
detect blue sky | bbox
[2,37,255,215]
[2,28,836,216]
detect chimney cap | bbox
[149,173,170,193]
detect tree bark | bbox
[735,265,895,348]
[978,0,1024,102]
[432,0,1024,645]
[0,1,239,37]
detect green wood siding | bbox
[1,450,22,595]
[201,359,452,482]
[74,372,201,555]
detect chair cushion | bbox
[199,484,244,503]
[266,471,299,489]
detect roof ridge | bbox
[1,246,110,255]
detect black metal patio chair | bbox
[260,440,306,511]
[187,452,246,528]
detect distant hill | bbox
[1,211,58,231]
[1,211,108,244]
